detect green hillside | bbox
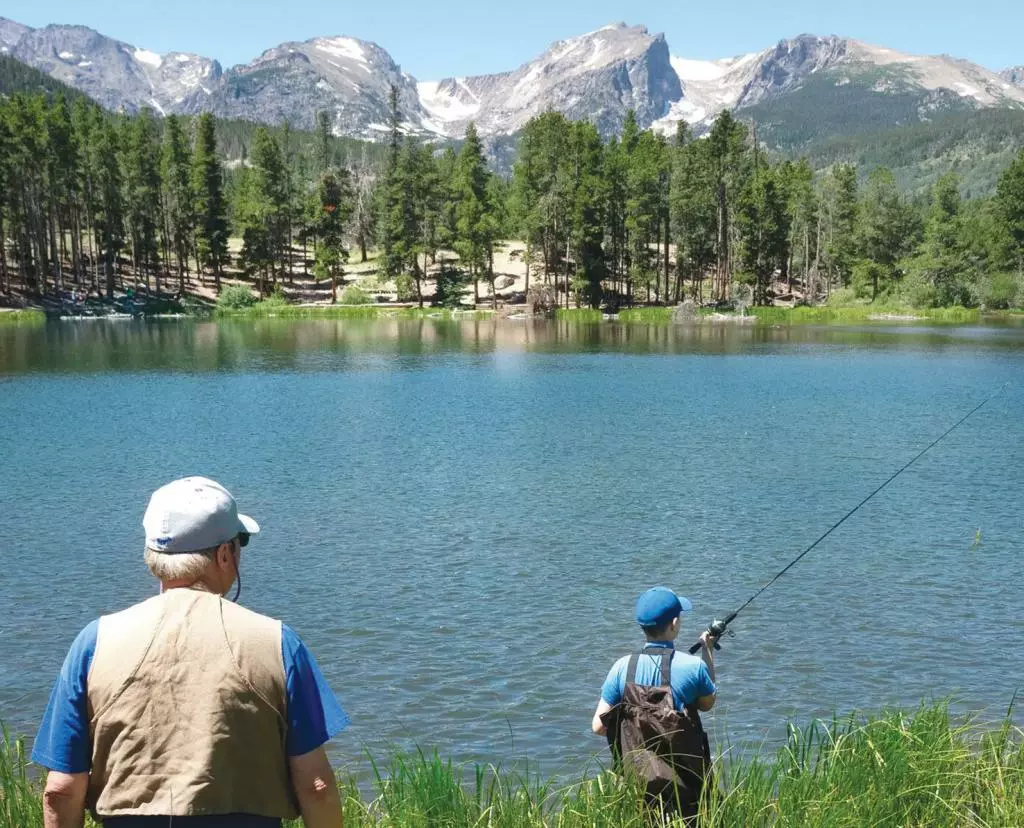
[799,108,1024,196]
[738,68,1024,195]
[0,54,89,102]
[743,67,979,149]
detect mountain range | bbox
[1,16,1023,152]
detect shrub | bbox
[979,272,1021,309]
[216,284,256,310]
[826,287,859,306]
[395,274,417,303]
[898,270,939,308]
[339,285,371,305]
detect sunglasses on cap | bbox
[237,532,250,548]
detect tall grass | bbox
[749,305,980,325]
[0,310,46,324]
[616,307,675,324]
[555,308,604,322]
[3,704,1020,827]
[216,302,494,320]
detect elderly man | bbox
[32,477,347,828]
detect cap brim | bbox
[678,596,693,613]
[238,514,260,536]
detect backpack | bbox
[599,647,712,820]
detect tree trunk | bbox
[419,252,427,309]
[716,181,728,302]
[663,215,670,305]
[489,247,496,311]
[104,248,115,300]
[48,210,63,294]
[524,243,531,296]
[0,214,7,293]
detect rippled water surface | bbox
[1,318,1022,776]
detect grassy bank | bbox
[556,305,990,325]
[215,300,494,321]
[0,310,46,324]
[748,305,980,324]
[3,704,1020,827]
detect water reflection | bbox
[2,318,1023,375]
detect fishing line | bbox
[689,382,1009,654]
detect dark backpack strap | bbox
[660,652,672,687]
[625,654,641,685]
[628,648,674,687]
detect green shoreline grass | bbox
[582,305,988,325]
[3,703,1021,827]
[0,310,46,324]
[214,301,495,321]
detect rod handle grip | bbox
[688,639,722,655]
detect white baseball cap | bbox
[143,477,260,554]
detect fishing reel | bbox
[688,612,738,655]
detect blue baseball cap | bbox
[635,587,693,628]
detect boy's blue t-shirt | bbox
[31,619,349,776]
[601,643,716,710]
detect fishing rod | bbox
[688,382,1009,655]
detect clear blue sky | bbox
[4,0,1022,77]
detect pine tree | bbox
[625,129,668,304]
[707,110,749,302]
[602,136,629,303]
[567,120,606,308]
[901,172,970,306]
[378,85,405,281]
[736,164,790,305]
[996,150,1024,277]
[122,108,162,295]
[856,167,921,299]
[454,122,494,306]
[351,144,377,264]
[670,128,717,303]
[315,111,333,175]
[778,158,817,297]
[90,113,124,300]
[0,105,11,293]
[821,164,859,292]
[312,170,353,302]
[162,115,194,293]
[44,96,81,291]
[192,112,229,292]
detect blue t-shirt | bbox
[600,643,716,711]
[32,617,349,826]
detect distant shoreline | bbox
[5,304,1024,327]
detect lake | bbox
[0,317,1021,778]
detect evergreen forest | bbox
[2,80,1024,313]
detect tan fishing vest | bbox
[85,589,299,820]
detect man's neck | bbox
[161,580,219,594]
[644,638,675,647]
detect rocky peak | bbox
[0,17,32,52]
[735,35,849,107]
[1002,66,1024,87]
[420,22,682,138]
[198,34,427,137]
[9,23,220,114]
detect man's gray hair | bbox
[144,545,219,582]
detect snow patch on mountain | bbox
[134,48,162,68]
[418,79,481,128]
[313,37,367,68]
